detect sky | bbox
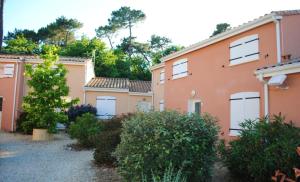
[4,0,300,47]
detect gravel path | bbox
[0,131,120,182]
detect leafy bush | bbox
[142,164,186,182]
[16,112,35,134]
[66,104,97,125]
[69,113,102,147]
[219,114,300,182]
[114,111,219,181]
[94,113,134,166]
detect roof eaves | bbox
[161,13,279,62]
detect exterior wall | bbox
[269,73,300,126]
[152,67,165,111]
[0,60,24,131]
[164,22,278,141]
[85,91,129,115]
[281,15,300,60]
[128,94,152,112]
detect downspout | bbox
[274,16,282,63]
[151,70,154,110]
[11,59,20,131]
[264,83,269,118]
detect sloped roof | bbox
[0,54,90,63]
[85,77,152,93]
[256,57,300,71]
[161,9,300,62]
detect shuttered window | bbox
[230,92,260,136]
[159,100,164,111]
[230,34,259,65]
[172,59,188,79]
[160,69,165,84]
[1,64,15,78]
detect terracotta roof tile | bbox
[273,9,300,16]
[85,77,152,93]
[0,54,90,62]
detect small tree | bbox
[22,45,78,133]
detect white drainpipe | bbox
[264,83,269,117]
[275,17,282,63]
[11,60,20,131]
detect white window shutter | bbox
[160,69,165,84]
[4,64,14,77]
[173,59,188,79]
[159,100,164,111]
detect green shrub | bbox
[94,113,134,166]
[142,164,187,182]
[69,113,102,147]
[219,114,300,182]
[114,111,219,182]
[66,104,97,127]
[16,112,35,134]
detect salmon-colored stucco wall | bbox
[128,94,152,112]
[152,67,164,111]
[269,73,300,126]
[281,14,300,59]
[85,91,129,115]
[85,91,152,114]
[164,22,278,141]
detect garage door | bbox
[230,92,260,136]
[96,96,116,119]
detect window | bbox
[172,59,188,79]
[230,34,259,66]
[230,92,260,136]
[1,64,14,78]
[160,69,165,84]
[159,100,164,111]
[188,99,201,114]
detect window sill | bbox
[229,58,259,67]
[172,75,188,80]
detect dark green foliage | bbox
[142,164,187,182]
[94,114,134,166]
[4,28,40,43]
[66,104,97,126]
[219,114,300,182]
[114,111,219,182]
[211,23,231,37]
[16,112,36,134]
[69,113,103,148]
[3,35,39,54]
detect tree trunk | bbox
[128,20,132,58]
[0,0,4,51]
[107,35,113,49]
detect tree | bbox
[3,35,39,54]
[22,45,78,133]
[95,24,117,49]
[38,16,83,46]
[110,6,146,57]
[0,0,4,51]
[211,23,231,37]
[150,35,171,51]
[4,29,39,43]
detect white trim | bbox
[129,92,152,96]
[25,59,87,65]
[0,59,20,63]
[229,58,259,66]
[84,87,129,93]
[162,14,281,62]
[150,62,165,71]
[11,61,19,131]
[0,96,3,130]
[275,20,282,63]
[255,62,300,77]
[264,83,269,117]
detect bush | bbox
[16,112,36,134]
[66,104,97,127]
[114,111,219,181]
[94,113,134,166]
[219,114,300,182]
[69,113,102,147]
[142,164,187,182]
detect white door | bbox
[96,96,116,119]
[230,92,260,136]
[0,97,2,129]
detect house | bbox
[84,77,152,119]
[0,55,94,131]
[0,54,152,132]
[151,10,300,141]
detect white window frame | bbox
[172,59,188,80]
[159,100,164,111]
[160,69,165,84]
[2,64,15,78]
[188,99,201,114]
[230,92,260,136]
[229,34,259,66]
